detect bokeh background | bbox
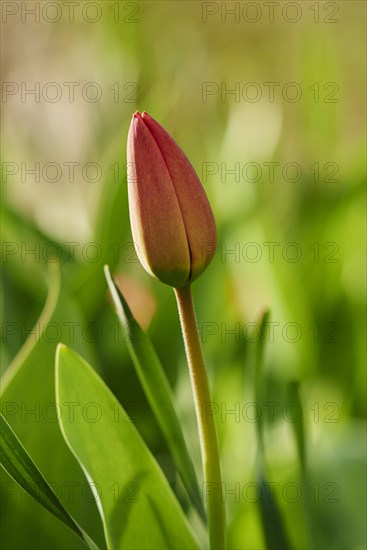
[1,1,366,549]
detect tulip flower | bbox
[127,111,217,288]
[125,112,226,550]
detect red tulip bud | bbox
[127,111,217,288]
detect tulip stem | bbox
[174,285,226,550]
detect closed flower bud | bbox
[127,111,217,288]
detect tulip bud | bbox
[127,111,217,288]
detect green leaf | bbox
[1,263,103,550]
[104,265,205,521]
[251,310,292,550]
[56,344,199,550]
[257,469,291,550]
[287,381,306,473]
[254,309,270,453]
[0,414,98,550]
[287,381,313,547]
[1,262,60,392]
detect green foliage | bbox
[56,344,199,550]
[1,263,102,549]
[1,3,366,548]
[104,265,205,521]
[0,415,98,550]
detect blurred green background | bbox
[1,1,366,549]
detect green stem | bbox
[174,285,226,550]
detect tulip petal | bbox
[141,112,217,284]
[127,113,191,287]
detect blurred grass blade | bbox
[1,262,60,392]
[258,469,291,550]
[288,381,306,473]
[252,310,292,549]
[104,265,205,521]
[254,309,270,453]
[0,414,98,550]
[288,381,313,547]
[56,344,199,550]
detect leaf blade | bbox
[0,414,98,550]
[257,469,292,550]
[104,265,205,521]
[254,309,270,453]
[252,310,293,550]
[287,381,306,473]
[1,261,103,550]
[56,344,199,550]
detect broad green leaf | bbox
[0,414,98,550]
[1,263,103,550]
[56,344,199,550]
[104,265,205,521]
